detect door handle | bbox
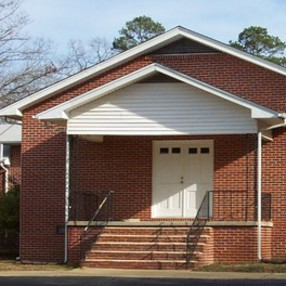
[180,176,184,184]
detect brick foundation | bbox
[213,226,272,263]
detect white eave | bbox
[0,124,22,143]
[35,63,279,121]
[0,26,286,119]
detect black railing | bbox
[69,190,114,221]
[186,190,212,266]
[79,190,114,261]
[83,190,114,233]
[210,190,272,222]
[186,190,272,266]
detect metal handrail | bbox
[83,190,114,233]
[186,190,272,266]
[186,190,211,265]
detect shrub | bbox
[0,182,20,256]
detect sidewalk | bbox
[1,268,286,279]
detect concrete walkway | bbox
[0,268,286,279]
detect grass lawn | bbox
[0,261,76,271]
[198,262,286,273]
[0,259,76,271]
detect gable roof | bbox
[35,63,280,121]
[1,26,286,119]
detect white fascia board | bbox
[36,64,158,120]
[0,29,182,118]
[1,26,286,119]
[36,63,279,121]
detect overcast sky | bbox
[21,0,286,52]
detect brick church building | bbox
[0,27,286,269]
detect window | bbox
[3,144,11,158]
[189,148,198,154]
[160,147,169,154]
[200,147,210,154]
[172,147,181,154]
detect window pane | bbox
[201,147,210,154]
[3,144,11,158]
[189,148,197,154]
[172,147,181,154]
[160,147,169,154]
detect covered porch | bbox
[66,134,272,224]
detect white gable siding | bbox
[67,83,257,135]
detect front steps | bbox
[81,226,213,270]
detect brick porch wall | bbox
[214,226,272,263]
[20,52,286,263]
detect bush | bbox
[0,183,20,256]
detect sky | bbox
[21,0,286,52]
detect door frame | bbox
[152,139,214,218]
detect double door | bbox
[152,140,213,218]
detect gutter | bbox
[257,131,262,261]
[0,162,9,193]
[64,135,71,263]
[0,144,9,193]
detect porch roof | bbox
[36,63,280,122]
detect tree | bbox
[113,16,165,52]
[0,0,113,107]
[230,26,286,66]
[0,182,20,255]
[0,0,61,106]
[59,37,114,77]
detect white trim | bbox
[64,135,71,263]
[67,220,273,227]
[0,144,9,193]
[257,132,262,261]
[1,26,285,118]
[36,63,279,121]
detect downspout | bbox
[0,144,9,193]
[257,131,262,261]
[1,163,9,194]
[64,135,71,264]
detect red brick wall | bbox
[19,52,286,263]
[10,145,21,186]
[263,129,286,259]
[261,227,272,260]
[214,226,271,263]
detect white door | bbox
[152,140,213,218]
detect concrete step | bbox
[86,250,202,260]
[91,241,206,252]
[96,233,209,243]
[103,226,212,236]
[80,225,212,270]
[82,259,196,270]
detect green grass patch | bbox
[0,260,77,271]
[198,262,286,273]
